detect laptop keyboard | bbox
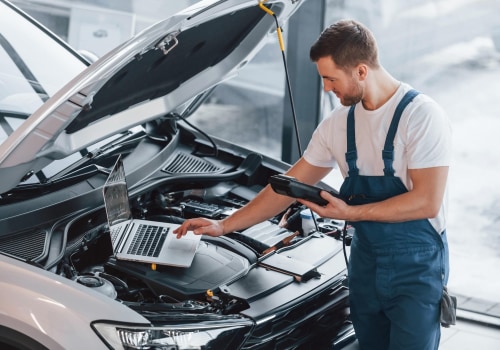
[127,224,169,257]
[110,226,121,245]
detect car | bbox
[0,0,356,349]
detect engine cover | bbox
[105,239,250,300]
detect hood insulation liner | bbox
[66,6,267,134]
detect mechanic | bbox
[174,19,452,350]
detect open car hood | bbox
[0,0,304,194]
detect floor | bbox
[440,294,500,349]
[440,319,500,350]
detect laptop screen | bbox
[103,155,132,226]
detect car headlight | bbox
[92,319,253,350]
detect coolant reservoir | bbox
[300,209,317,236]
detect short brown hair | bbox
[310,19,379,70]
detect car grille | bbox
[243,279,352,350]
[0,230,47,261]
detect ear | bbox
[356,64,368,81]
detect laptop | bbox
[102,155,201,267]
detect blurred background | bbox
[11,0,500,308]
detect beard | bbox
[338,78,363,106]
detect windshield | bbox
[0,2,86,143]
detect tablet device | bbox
[268,174,342,205]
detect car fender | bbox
[0,254,148,350]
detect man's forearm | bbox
[346,191,440,223]
[346,167,448,223]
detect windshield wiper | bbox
[1,131,148,201]
[0,164,110,202]
[49,129,147,183]
[0,34,48,101]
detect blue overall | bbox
[339,90,449,350]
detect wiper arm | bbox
[0,164,109,201]
[2,129,148,201]
[49,130,146,182]
[20,129,147,188]
[0,34,48,101]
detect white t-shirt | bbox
[304,83,452,233]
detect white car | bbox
[0,1,355,349]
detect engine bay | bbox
[0,126,350,324]
[56,176,347,319]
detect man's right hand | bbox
[174,217,225,239]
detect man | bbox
[174,19,451,349]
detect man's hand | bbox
[174,217,225,238]
[298,190,349,220]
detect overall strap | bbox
[345,105,359,176]
[382,89,420,176]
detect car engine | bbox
[57,177,346,317]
